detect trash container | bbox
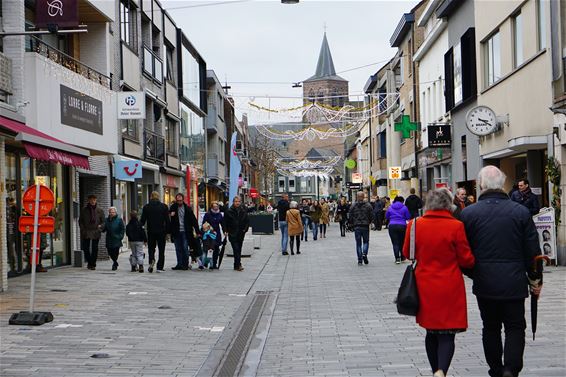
[73,249,83,267]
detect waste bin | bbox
[73,249,83,267]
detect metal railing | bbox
[26,36,111,89]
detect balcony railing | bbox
[26,36,111,89]
[144,129,165,163]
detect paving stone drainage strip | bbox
[197,291,273,377]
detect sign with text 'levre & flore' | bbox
[60,85,103,135]
[36,0,79,28]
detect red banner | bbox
[36,0,79,28]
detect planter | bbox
[249,213,275,235]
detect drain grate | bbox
[214,292,269,377]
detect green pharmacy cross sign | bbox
[394,115,418,139]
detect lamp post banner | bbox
[229,132,242,201]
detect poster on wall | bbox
[533,207,556,260]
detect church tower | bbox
[303,33,349,107]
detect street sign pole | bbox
[29,184,40,313]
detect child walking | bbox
[126,211,147,272]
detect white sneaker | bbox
[433,370,445,377]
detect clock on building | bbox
[465,106,498,136]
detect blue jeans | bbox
[302,217,310,240]
[174,231,189,268]
[279,221,288,253]
[354,227,370,261]
[312,222,319,239]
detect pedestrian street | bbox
[1,225,565,376]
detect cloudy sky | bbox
[162,0,420,120]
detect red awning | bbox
[0,115,90,169]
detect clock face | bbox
[466,106,497,136]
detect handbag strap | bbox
[410,218,416,260]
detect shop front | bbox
[1,116,90,278]
[160,169,183,207]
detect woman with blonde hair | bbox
[286,201,304,255]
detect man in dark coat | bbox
[348,191,374,265]
[372,196,384,230]
[141,191,170,273]
[510,178,540,216]
[223,196,249,271]
[78,194,106,270]
[169,193,200,270]
[404,188,423,219]
[276,193,290,255]
[461,166,542,377]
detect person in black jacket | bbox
[126,211,147,273]
[140,191,170,273]
[348,192,374,265]
[372,197,384,231]
[510,178,540,216]
[223,196,249,271]
[404,188,423,219]
[460,166,543,377]
[335,197,350,237]
[169,193,200,271]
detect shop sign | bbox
[352,173,362,183]
[115,160,142,181]
[346,182,362,190]
[533,208,556,260]
[389,189,399,200]
[60,85,103,135]
[117,92,146,119]
[166,175,177,188]
[36,0,79,28]
[388,166,401,180]
[428,124,451,147]
[435,182,448,189]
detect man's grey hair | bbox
[477,165,506,192]
[290,201,298,209]
[424,188,455,212]
[356,191,365,201]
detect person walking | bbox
[373,196,384,231]
[452,188,469,220]
[102,207,125,271]
[320,198,330,238]
[276,193,290,255]
[402,188,476,377]
[335,197,350,237]
[286,201,304,255]
[299,198,311,242]
[461,166,542,377]
[310,200,322,240]
[510,178,540,216]
[203,201,225,269]
[383,197,391,229]
[404,188,423,219]
[126,210,146,273]
[386,196,411,264]
[348,191,374,265]
[141,191,170,273]
[169,193,200,271]
[78,194,105,270]
[223,196,249,271]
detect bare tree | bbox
[248,132,278,197]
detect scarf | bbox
[87,203,97,224]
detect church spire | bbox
[304,33,347,83]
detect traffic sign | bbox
[18,216,55,234]
[22,185,55,216]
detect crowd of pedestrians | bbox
[78,193,249,273]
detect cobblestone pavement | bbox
[1,225,565,377]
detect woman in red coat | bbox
[402,188,475,377]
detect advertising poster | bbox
[533,208,556,260]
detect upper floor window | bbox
[120,0,137,51]
[165,45,175,83]
[537,0,547,50]
[485,31,501,87]
[122,119,139,140]
[513,12,524,68]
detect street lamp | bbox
[281,0,299,4]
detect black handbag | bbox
[396,219,419,316]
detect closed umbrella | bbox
[531,255,550,340]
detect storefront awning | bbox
[0,115,90,169]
